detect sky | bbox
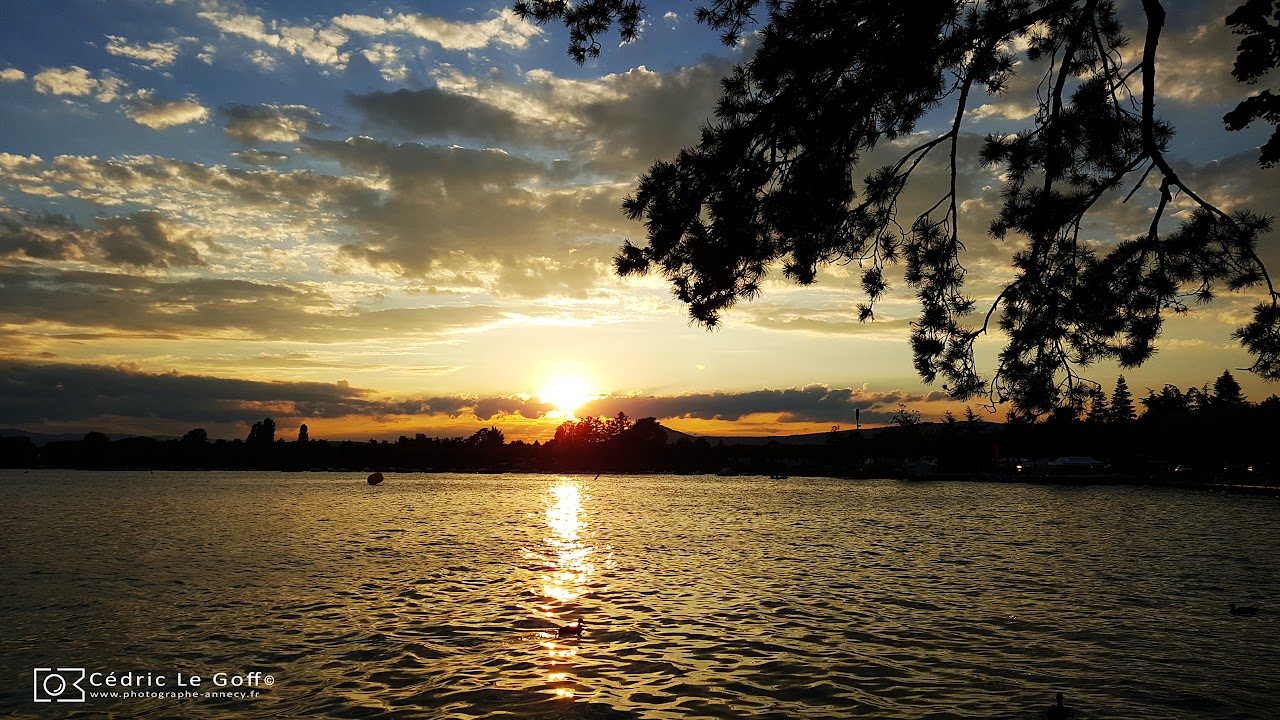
[0,0,1277,443]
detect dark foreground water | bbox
[1,471,1278,719]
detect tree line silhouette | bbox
[1,371,1275,480]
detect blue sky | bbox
[0,0,1276,441]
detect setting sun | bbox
[539,375,593,416]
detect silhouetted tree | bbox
[1110,376,1136,423]
[891,403,922,427]
[623,416,666,444]
[467,425,505,447]
[1224,0,1280,167]
[246,417,276,447]
[0,436,38,467]
[1213,370,1246,405]
[520,0,1280,415]
[553,415,607,446]
[604,412,633,440]
[1085,386,1109,424]
[181,428,209,445]
[297,423,309,443]
[1141,384,1189,418]
[617,416,668,458]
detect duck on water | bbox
[1044,692,1076,719]
[556,618,585,638]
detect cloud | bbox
[359,43,409,81]
[0,359,944,434]
[0,263,516,343]
[194,6,540,76]
[94,211,206,268]
[221,103,325,143]
[576,385,946,424]
[233,149,290,165]
[0,359,379,425]
[0,208,83,261]
[125,90,210,128]
[198,10,351,69]
[492,255,611,299]
[303,136,565,271]
[333,8,541,51]
[0,207,205,268]
[0,68,25,82]
[249,50,276,71]
[348,61,728,175]
[1152,0,1245,105]
[970,100,1039,122]
[104,35,181,68]
[0,152,384,267]
[0,358,566,430]
[32,66,126,102]
[347,87,528,145]
[745,309,915,336]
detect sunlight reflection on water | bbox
[527,480,595,701]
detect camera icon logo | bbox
[33,667,87,703]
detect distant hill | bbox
[0,429,178,445]
[3,424,901,448]
[658,424,885,446]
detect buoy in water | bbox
[367,472,384,485]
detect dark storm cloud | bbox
[0,358,952,430]
[0,208,81,260]
[0,207,205,268]
[473,395,556,420]
[0,359,376,424]
[347,87,529,145]
[0,266,507,341]
[303,136,603,272]
[344,61,729,176]
[577,385,947,424]
[573,62,732,173]
[220,103,327,144]
[94,210,204,268]
[0,360,559,426]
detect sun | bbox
[539,374,593,416]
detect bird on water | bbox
[557,618,585,638]
[1230,603,1259,616]
[1045,692,1075,719]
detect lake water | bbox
[2,470,1278,719]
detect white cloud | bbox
[104,35,181,68]
[970,100,1039,122]
[335,8,541,51]
[32,66,126,102]
[198,11,351,69]
[248,49,277,71]
[125,90,210,129]
[221,103,324,143]
[360,43,409,82]
[0,68,25,82]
